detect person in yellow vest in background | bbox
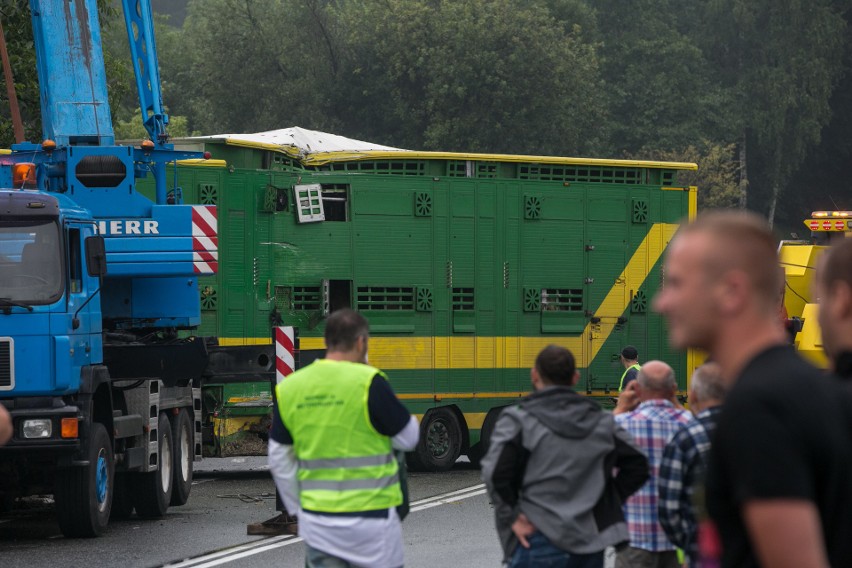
[619,346,641,392]
[268,309,420,568]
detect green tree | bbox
[177,0,343,135]
[337,0,605,154]
[640,142,741,210]
[590,0,733,156]
[0,0,130,147]
[699,0,848,225]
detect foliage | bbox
[640,143,741,210]
[114,113,193,141]
[2,0,851,229]
[336,0,605,155]
[0,1,42,145]
[699,0,848,223]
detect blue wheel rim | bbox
[96,451,108,506]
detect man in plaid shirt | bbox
[614,360,693,568]
[658,363,727,567]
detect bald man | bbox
[653,211,852,568]
[613,360,693,568]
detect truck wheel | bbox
[169,409,193,506]
[55,422,113,537]
[467,406,503,468]
[407,408,462,472]
[110,473,134,519]
[133,413,174,518]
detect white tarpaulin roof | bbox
[191,126,405,154]
[183,126,697,171]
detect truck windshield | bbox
[0,220,63,304]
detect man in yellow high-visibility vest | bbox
[619,346,641,392]
[268,309,419,568]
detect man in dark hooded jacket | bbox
[482,345,650,568]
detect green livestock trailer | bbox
[144,128,699,470]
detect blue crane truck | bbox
[0,0,218,536]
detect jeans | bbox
[614,547,681,568]
[510,532,604,568]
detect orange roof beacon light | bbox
[12,162,37,188]
[141,139,155,153]
[41,139,56,152]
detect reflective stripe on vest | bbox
[298,454,395,470]
[619,363,641,391]
[301,472,400,492]
[276,359,402,513]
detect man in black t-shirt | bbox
[653,211,852,568]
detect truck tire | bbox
[133,413,174,518]
[407,407,462,472]
[55,422,113,537]
[467,406,503,468]
[110,473,134,519]
[169,408,193,506]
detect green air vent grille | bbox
[416,287,433,312]
[199,183,218,205]
[322,160,426,176]
[525,195,542,220]
[541,288,583,312]
[200,285,218,311]
[293,286,322,311]
[523,287,541,312]
[632,199,649,224]
[518,165,641,184]
[631,290,648,313]
[357,287,415,311]
[447,161,469,177]
[452,288,474,311]
[477,163,498,178]
[414,192,433,217]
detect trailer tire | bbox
[55,422,113,537]
[110,473,134,519]
[467,406,503,468]
[169,409,193,506]
[407,407,462,472]
[133,413,174,518]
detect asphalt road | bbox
[0,457,503,568]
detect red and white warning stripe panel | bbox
[191,206,218,274]
[275,326,296,384]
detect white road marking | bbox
[161,483,488,568]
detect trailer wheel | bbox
[55,422,113,537]
[169,409,193,506]
[408,407,462,472]
[134,413,174,518]
[110,473,134,519]
[467,406,503,468]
